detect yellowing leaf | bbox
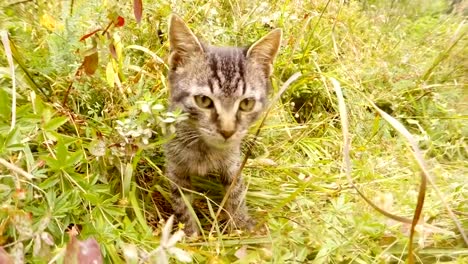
[40,14,63,31]
[106,62,115,88]
[83,52,99,75]
[113,33,123,61]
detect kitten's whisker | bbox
[177,133,201,147]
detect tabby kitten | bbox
[164,14,281,235]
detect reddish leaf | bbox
[82,52,99,75]
[65,237,103,264]
[0,247,13,264]
[133,0,143,24]
[79,29,101,41]
[109,42,117,60]
[114,16,125,27]
[77,239,103,264]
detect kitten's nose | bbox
[219,129,235,139]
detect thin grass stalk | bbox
[365,98,468,246]
[332,78,428,263]
[1,31,16,132]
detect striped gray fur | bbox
[164,14,282,235]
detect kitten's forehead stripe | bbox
[209,56,222,89]
[206,47,247,96]
[208,78,214,93]
[236,55,247,95]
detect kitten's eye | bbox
[194,95,214,109]
[239,98,255,112]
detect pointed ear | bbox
[168,14,204,69]
[246,28,282,76]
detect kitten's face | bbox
[168,15,281,149]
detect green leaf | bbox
[38,175,60,190]
[41,156,61,171]
[22,144,35,172]
[55,139,68,165]
[129,187,151,234]
[54,191,81,216]
[0,88,11,119]
[0,184,12,199]
[5,127,21,148]
[65,150,84,168]
[43,116,68,131]
[122,163,133,197]
[64,172,87,192]
[100,206,126,217]
[82,192,101,205]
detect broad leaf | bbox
[43,116,68,131]
[83,52,99,75]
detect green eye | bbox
[239,98,255,112]
[194,95,214,109]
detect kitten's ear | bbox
[168,14,204,69]
[246,28,282,76]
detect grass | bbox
[0,0,467,263]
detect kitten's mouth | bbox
[201,135,236,149]
[197,128,243,149]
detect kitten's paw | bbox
[241,216,257,231]
[178,219,198,238]
[229,214,257,233]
